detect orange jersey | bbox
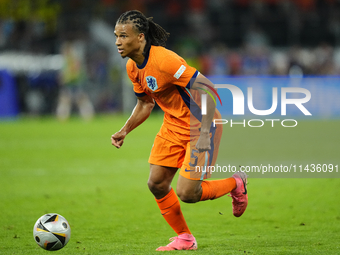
[126,45,206,135]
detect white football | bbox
[33,213,71,251]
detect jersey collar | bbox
[137,45,151,69]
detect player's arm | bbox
[190,73,216,153]
[111,94,155,148]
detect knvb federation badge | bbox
[146,76,158,91]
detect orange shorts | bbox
[148,124,222,180]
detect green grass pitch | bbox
[0,114,339,254]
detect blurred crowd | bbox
[182,41,340,76]
[1,0,340,75]
[1,0,340,115]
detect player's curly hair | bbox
[116,10,170,56]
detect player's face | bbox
[114,23,144,59]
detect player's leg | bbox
[148,164,190,234]
[56,88,72,121]
[201,124,248,217]
[176,172,237,203]
[148,164,197,251]
[148,164,177,199]
[178,124,248,217]
[148,128,197,251]
[177,170,248,217]
[76,90,94,121]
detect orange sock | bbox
[200,177,237,201]
[155,188,191,235]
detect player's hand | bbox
[111,131,126,148]
[196,132,211,153]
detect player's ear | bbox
[138,33,145,42]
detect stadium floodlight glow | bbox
[201,84,312,116]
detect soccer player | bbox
[56,41,94,122]
[111,10,248,251]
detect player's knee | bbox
[177,188,199,203]
[147,179,158,193]
[147,179,168,197]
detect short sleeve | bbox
[159,52,197,88]
[126,59,147,97]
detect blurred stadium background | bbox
[1,0,340,118]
